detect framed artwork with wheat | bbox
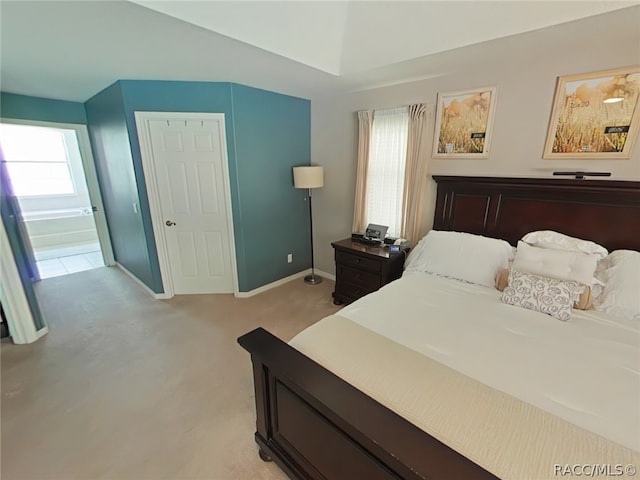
[433,86,497,158]
[543,66,640,159]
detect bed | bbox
[238,175,640,480]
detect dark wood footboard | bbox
[238,328,498,480]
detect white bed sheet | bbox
[338,272,640,452]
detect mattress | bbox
[289,272,640,479]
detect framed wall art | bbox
[433,86,497,158]
[543,66,640,159]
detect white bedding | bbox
[337,272,640,452]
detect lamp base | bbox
[304,274,323,285]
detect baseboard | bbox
[314,269,336,282]
[116,262,172,300]
[235,269,313,298]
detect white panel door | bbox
[148,118,234,294]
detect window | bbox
[354,103,428,245]
[365,107,408,237]
[0,124,75,197]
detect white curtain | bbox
[401,103,429,245]
[365,107,408,237]
[352,110,373,233]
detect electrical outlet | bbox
[287,253,293,263]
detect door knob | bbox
[165,220,176,226]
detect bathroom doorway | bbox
[0,121,114,279]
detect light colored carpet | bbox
[1,266,341,480]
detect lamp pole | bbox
[305,186,321,284]
[292,165,324,285]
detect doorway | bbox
[0,121,114,280]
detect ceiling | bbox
[1,1,638,103]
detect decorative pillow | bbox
[512,241,598,286]
[521,230,608,259]
[500,270,584,321]
[593,250,640,322]
[495,268,592,310]
[405,230,513,288]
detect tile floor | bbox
[36,250,105,279]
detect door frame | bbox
[0,218,48,344]
[0,118,116,266]
[134,111,239,298]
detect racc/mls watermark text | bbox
[554,464,637,477]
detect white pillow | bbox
[405,230,513,287]
[512,241,598,286]
[522,230,608,259]
[593,250,640,322]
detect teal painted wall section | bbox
[118,80,311,292]
[119,80,236,293]
[85,82,158,291]
[0,92,87,124]
[230,84,311,291]
[84,79,311,293]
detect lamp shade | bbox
[293,166,324,189]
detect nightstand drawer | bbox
[338,280,377,301]
[337,265,380,289]
[336,250,381,274]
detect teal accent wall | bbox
[119,80,236,293]
[0,92,87,124]
[85,80,311,293]
[85,82,158,291]
[230,84,311,291]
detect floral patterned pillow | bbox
[500,270,584,321]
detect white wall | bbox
[311,7,640,275]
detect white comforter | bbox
[337,272,640,452]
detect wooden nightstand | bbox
[331,238,408,305]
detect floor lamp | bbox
[293,166,324,285]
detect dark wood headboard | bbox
[432,176,640,252]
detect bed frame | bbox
[238,176,640,480]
